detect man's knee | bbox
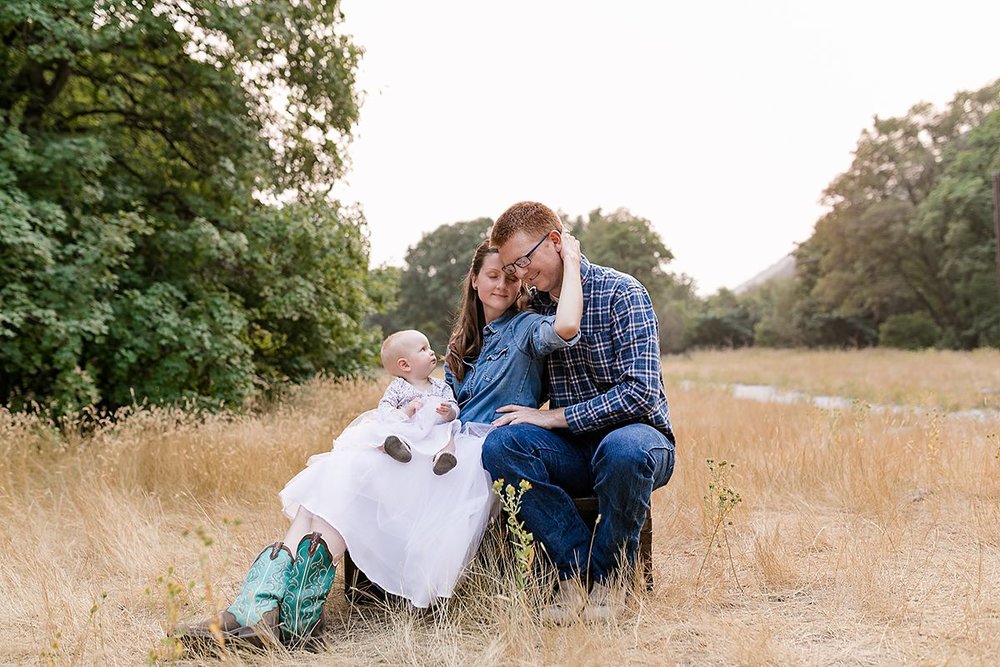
[594,424,667,475]
[481,425,536,477]
[481,429,511,477]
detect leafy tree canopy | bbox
[567,208,674,290]
[1,0,380,413]
[566,208,698,352]
[792,78,1000,349]
[387,218,492,355]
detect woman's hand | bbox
[559,231,581,267]
[492,404,568,429]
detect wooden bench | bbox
[343,496,653,603]
[573,497,654,591]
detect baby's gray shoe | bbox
[383,435,412,463]
[432,451,457,475]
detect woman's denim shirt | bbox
[445,310,580,424]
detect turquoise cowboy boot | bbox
[179,541,293,649]
[279,532,338,648]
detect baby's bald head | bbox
[380,330,424,377]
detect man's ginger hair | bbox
[380,329,419,376]
[490,201,564,247]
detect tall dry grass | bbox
[1,353,998,665]
[664,348,1000,412]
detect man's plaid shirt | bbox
[533,256,673,440]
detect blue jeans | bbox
[482,423,675,583]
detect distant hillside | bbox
[732,254,796,294]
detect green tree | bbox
[795,109,948,338]
[0,113,139,409]
[391,219,493,354]
[0,0,376,412]
[567,208,696,352]
[793,78,1000,348]
[568,208,675,291]
[688,289,756,349]
[878,312,942,350]
[916,109,1000,347]
[746,277,802,348]
[228,201,380,392]
[365,264,403,344]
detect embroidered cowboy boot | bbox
[179,541,293,649]
[279,532,337,648]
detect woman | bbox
[180,235,582,649]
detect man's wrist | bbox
[561,405,580,432]
[546,407,569,429]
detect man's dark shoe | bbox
[539,579,587,625]
[581,581,627,622]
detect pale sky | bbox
[333,0,1000,294]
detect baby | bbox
[377,329,460,475]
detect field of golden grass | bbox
[1,350,998,665]
[664,348,1000,412]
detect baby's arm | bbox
[378,378,419,420]
[432,389,461,474]
[402,398,423,418]
[435,383,460,422]
[436,401,458,421]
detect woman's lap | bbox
[279,428,493,608]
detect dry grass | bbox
[664,348,1000,412]
[1,352,999,665]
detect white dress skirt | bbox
[279,403,496,608]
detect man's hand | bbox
[402,399,423,417]
[436,402,458,421]
[492,405,568,430]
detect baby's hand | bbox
[403,399,423,417]
[436,402,457,421]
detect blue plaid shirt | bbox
[533,256,673,440]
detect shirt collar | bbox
[579,254,593,282]
[483,309,516,336]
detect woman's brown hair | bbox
[446,241,527,382]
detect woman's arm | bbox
[553,232,583,341]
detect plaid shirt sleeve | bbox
[563,281,663,433]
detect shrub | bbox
[878,312,942,350]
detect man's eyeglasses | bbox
[501,233,549,276]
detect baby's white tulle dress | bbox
[278,402,495,608]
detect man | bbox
[483,201,675,623]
